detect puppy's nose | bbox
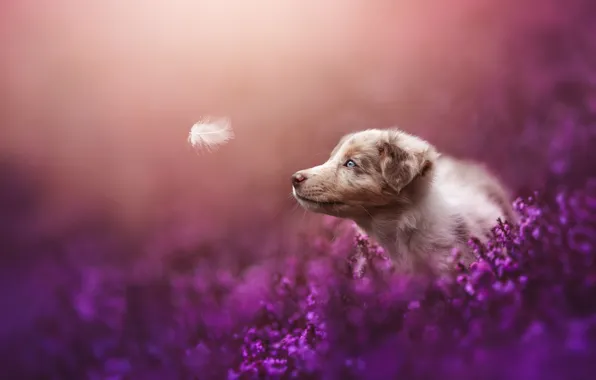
[292,172,307,187]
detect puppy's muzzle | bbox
[291,171,308,188]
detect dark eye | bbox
[344,159,357,168]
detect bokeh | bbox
[0,0,595,378]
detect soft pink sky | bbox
[0,0,566,238]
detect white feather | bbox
[188,117,234,151]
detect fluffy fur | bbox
[292,128,517,276]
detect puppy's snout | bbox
[292,172,308,187]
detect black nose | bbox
[292,172,307,187]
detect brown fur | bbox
[292,128,516,276]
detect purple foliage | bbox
[5,178,595,380]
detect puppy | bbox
[291,128,517,276]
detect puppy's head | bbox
[291,129,438,218]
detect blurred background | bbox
[0,0,595,375]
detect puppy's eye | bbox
[344,159,357,168]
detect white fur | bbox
[293,128,515,276]
[358,155,509,275]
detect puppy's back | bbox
[435,156,517,238]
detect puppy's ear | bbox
[377,132,437,192]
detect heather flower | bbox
[26,180,591,379]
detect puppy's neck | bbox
[352,172,442,252]
[353,200,426,244]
